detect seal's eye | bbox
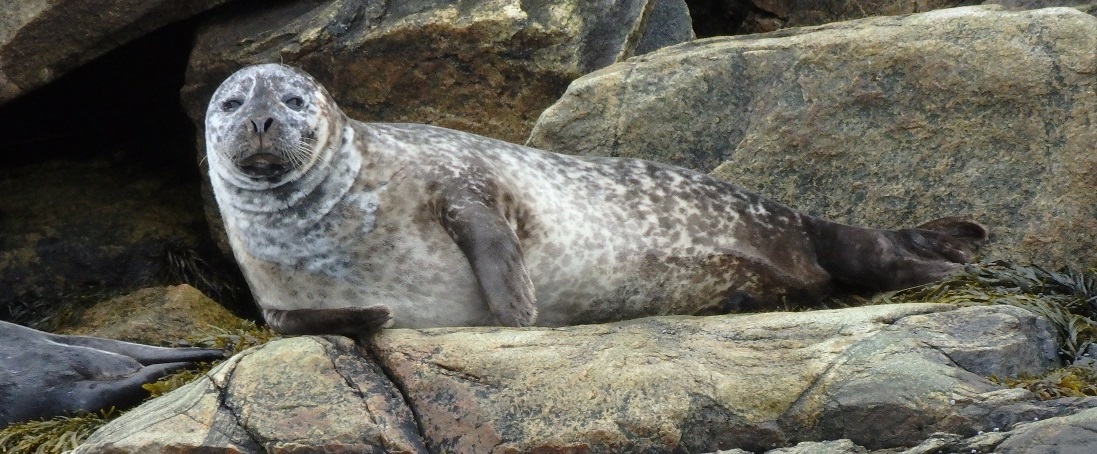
[222,99,243,112]
[284,96,305,110]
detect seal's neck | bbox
[213,125,368,264]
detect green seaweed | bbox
[875,260,1097,399]
[989,364,1097,399]
[0,409,116,454]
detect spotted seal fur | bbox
[205,63,987,333]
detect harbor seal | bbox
[0,321,223,425]
[205,63,987,334]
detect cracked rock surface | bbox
[73,336,425,453]
[74,303,1078,452]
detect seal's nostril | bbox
[249,118,275,133]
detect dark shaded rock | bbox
[0,0,231,106]
[994,406,1097,453]
[0,159,207,325]
[899,402,1097,453]
[686,0,979,36]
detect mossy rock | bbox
[56,284,242,345]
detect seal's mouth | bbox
[236,153,289,179]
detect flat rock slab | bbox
[74,303,1064,452]
[373,303,1058,452]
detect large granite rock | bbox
[0,0,230,106]
[74,303,1077,453]
[528,5,1097,269]
[687,0,978,36]
[182,0,694,144]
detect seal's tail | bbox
[808,216,988,292]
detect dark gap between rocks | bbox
[0,14,257,325]
[0,19,197,171]
[685,0,784,37]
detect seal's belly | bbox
[524,237,804,326]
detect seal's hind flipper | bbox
[437,185,537,327]
[263,306,392,335]
[70,361,196,415]
[915,216,989,245]
[807,215,989,292]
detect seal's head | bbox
[205,64,343,187]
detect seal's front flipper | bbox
[438,189,537,327]
[263,306,392,335]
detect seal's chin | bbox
[236,153,290,180]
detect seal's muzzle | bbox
[236,152,288,179]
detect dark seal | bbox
[0,321,223,425]
[205,64,987,334]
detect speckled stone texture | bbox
[528,5,1097,269]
